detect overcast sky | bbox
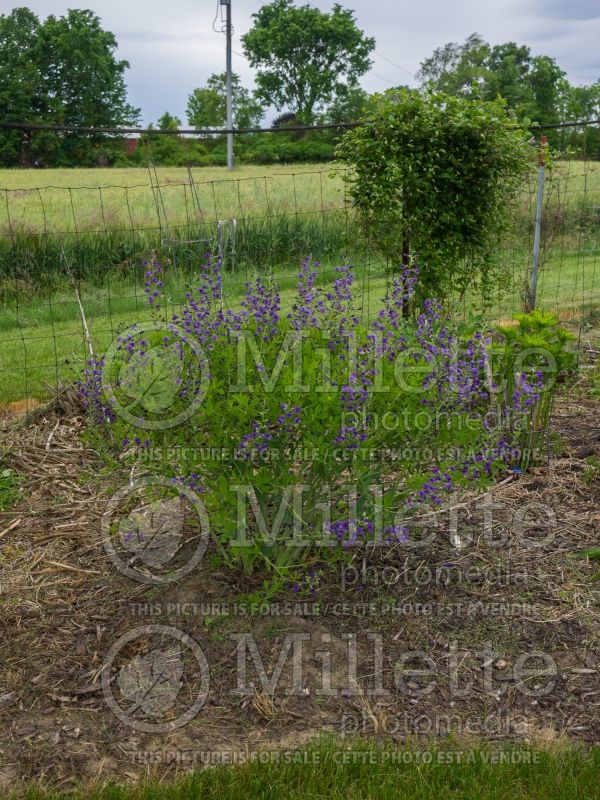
[12,0,600,124]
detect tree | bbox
[336,89,532,303]
[323,86,373,124]
[0,7,139,166]
[523,56,569,126]
[416,34,576,132]
[486,43,532,113]
[36,9,140,127]
[565,81,600,121]
[149,112,183,163]
[0,8,44,165]
[416,33,490,98]
[271,112,298,129]
[186,73,264,131]
[157,112,181,131]
[140,113,208,167]
[242,0,375,122]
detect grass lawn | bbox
[0,258,387,403]
[0,160,597,235]
[0,249,599,404]
[3,739,598,799]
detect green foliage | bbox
[571,546,600,582]
[416,34,600,154]
[496,310,576,374]
[242,0,375,122]
[136,116,209,167]
[494,310,576,471]
[321,86,375,125]
[336,89,533,302]
[417,33,490,97]
[186,73,264,130]
[186,86,222,129]
[93,259,556,579]
[0,466,21,511]
[35,9,140,127]
[582,455,600,487]
[245,134,336,164]
[0,8,43,165]
[0,7,139,167]
[0,211,352,289]
[157,113,181,131]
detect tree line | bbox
[0,0,598,168]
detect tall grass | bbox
[0,211,360,296]
[0,160,598,293]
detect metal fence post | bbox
[528,135,548,311]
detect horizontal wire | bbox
[0,118,599,136]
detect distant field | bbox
[0,164,355,289]
[0,164,347,235]
[0,159,598,235]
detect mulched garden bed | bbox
[0,343,599,790]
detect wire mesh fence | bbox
[0,150,599,407]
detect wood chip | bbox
[0,518,22,540]
[40,560,101,575]
[0,691,17,710]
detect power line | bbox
[529,118,600,130]
[374,51,416,79]
[212,0,226,34]
[0,120,361,135]
[369,71,399,86]
[0,118,598,136]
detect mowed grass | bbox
[0,258,388,404]
[3,739,599,800]
[1,248,599,404]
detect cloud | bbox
[118,29,207,43]
[538,0,600,21]
[9,0,600,124]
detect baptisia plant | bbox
[81,255,573,576]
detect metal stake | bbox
[529,135,548,310]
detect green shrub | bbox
[336,89,533,305]
[82,258,567,579]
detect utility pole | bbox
[221,0,234,171]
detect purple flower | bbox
[234,407,301,462]
[325,263,360,351]
[241,275,280,341]
[77,356,115,425]
[143,259,164,312]
[289,257,325,331]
